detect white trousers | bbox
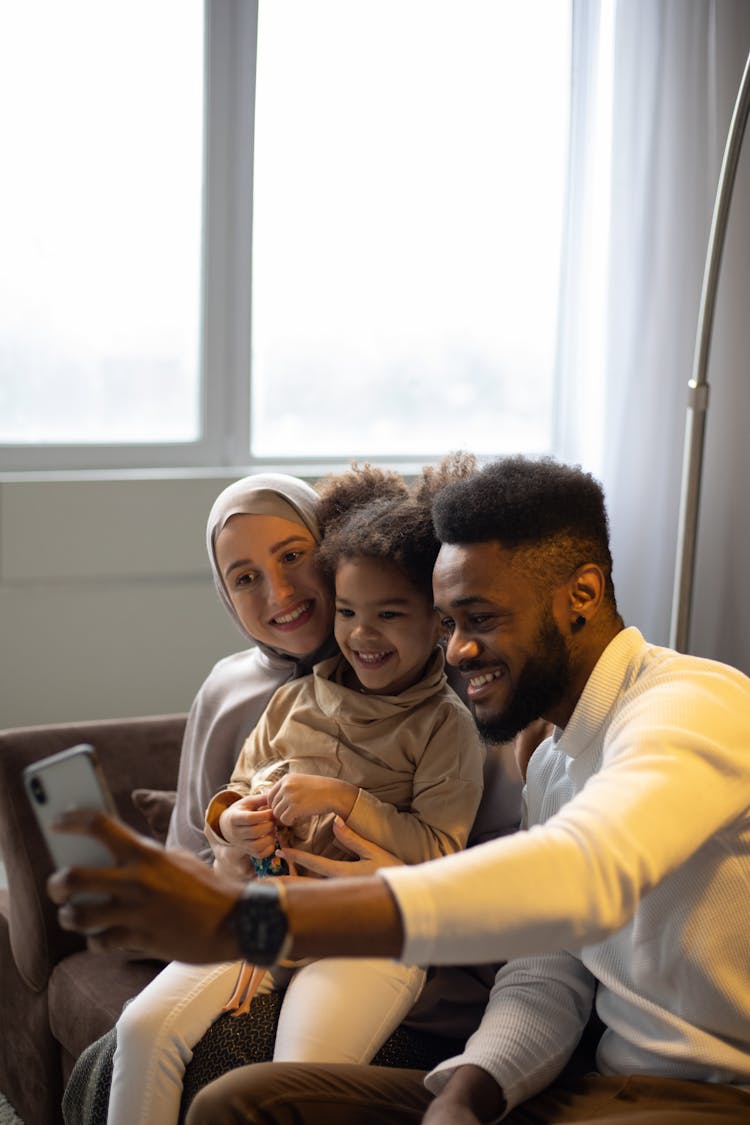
[107,956,425,1125]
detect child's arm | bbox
[203,702,287,873]
[216,793,277,858]
[344,701,486,865]
[204,788,272,879]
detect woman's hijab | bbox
[206,472,323,645]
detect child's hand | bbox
[267,774,358,826]
[219,794,277,859]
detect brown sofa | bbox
[0,715,186,1125]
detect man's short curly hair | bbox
[432,455,618,606]
[316,454,477,600]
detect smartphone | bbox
[23,743,117,875]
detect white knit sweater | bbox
[382,628,750,1112]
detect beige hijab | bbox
[206,473,322,645]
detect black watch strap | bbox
[227,881,292,966]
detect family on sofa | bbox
[7,454,750,1124]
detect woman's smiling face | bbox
[215,513,334,655]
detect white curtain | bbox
[558,0,750,673]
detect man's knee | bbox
[185,1061,431,1125]
[186,1062,277,1125]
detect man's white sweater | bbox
[382,628,750,1112]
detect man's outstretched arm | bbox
[47,811,404,964]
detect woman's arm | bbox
[167,650,287,861]
[280,815,405,877]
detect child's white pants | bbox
[107,956,425,1125]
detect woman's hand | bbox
[279,816,403,878]
[267,774,358,826]
[219,794,277,859]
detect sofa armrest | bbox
[0,714,186,993]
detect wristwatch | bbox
[227,881,293,966]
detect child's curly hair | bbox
[316,453,477,600]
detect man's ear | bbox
[566,564,606,633]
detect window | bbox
[0,0,204,466]
[0,0,570,472]
[251,1,571,461]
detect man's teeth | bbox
[274,603,309,625]
[469,670,502,688]
[356,651,390,664]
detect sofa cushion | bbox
[131,788,177,843]
[48,950,165,1062]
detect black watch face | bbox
[232,885,288,965]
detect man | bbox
[50,456,750,1123]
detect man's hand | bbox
[219,794,277,858]
[267,774,358,825]
[422,1065,506,1125]
[280,816,404,878]
[47,811,244,963]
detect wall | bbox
[576,2,750,676]
[0,473,256,728]
[2,418,749,733]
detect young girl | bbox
[107,460,485,1125]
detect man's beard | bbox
[473,609,571,744]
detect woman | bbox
[64,473,337,1124]
[167,473,339,868]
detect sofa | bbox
[0,714,186,1125]
[1,715,600,1125]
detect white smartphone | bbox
[23,743,117,874]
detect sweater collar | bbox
[312,647,447,723]
[552,626,646,758]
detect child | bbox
[107,460,485,1125]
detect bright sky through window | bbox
[251,0,570,458]
[0,0,203,444]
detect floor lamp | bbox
[669,46,750,652]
